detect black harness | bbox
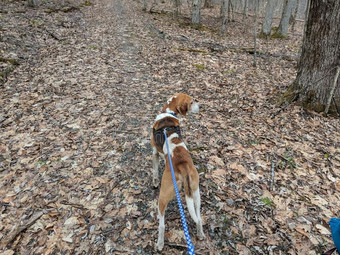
[153,125,182,149]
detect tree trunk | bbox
[253,0,258,67]
[142,0,147,11]
[283,0,340,114]
[228,0,234,22]
[203,0,213,8]
[261,0,276,37]
[290,0,299,32]
[27,0,38,7]
[221,0,229,36]
[277,0,297,37]
[191,0,203,29]
[243,0,248,18]
[173,0,181,17]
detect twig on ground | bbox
[270,161,275,191]
[60,200,84,209]
[45,29,62,41]
[1,210,44,249]
[165,242,204,254]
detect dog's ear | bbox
[176,102,189,115]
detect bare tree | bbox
[142,0,147,11]
[173,0,181,17]
[276,0,297,37]
[228,0,234,22]
[192,0,203,29]
[253,0,259,67]
[243,0,248,18]
[261,0,276,37]
[290,0,299,32]
[282,0,340,114]
[27,0,38,7]
[203,0,213,8]
[221,0,229,36]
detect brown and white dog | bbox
[151,93,205,251]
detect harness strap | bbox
[153,126,182,148]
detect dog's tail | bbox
[177,163,199,224]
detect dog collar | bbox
[169,112,177,117]
[165,109,177,117]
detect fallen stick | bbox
[325,66,340,114]
[166,242,204,254]
[1,210,44,249]
[270,161,275,191]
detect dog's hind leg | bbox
[152,147,160,188]
[193,187,205,240]
[185,195,198,223]
[156,206,165,251]
[156,170,177,251]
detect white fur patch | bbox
[186,196,198,224]
[156,207,165,251]
[165,108,176,115]
[167,95,177,105]
[155,113,178,122]
[163,133,187,157]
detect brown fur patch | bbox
[153,117,179,131]
[171,137,182,144]
[162,93,193,116]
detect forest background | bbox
[0,0,339,254]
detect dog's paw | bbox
[153,179,159,189]
[197,231,206,240]
[155,240,164,251]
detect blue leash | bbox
[163,129,195,255]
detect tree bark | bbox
[261,0,276,37]
[191,0,203,29]
[277,0,297,37]
[284,0,340,114]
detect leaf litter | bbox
[0,0,339,254]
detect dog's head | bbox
[162,93,199,116]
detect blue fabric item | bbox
[164,129,195,255]
[329,218,340,252]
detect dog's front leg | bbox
[152,147,160,188]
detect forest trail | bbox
[0,0,169,253]
[1,0,208,253]
[1,0,339,254]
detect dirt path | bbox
[1,0,209,254]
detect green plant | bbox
[193,64,205,70]
[260,197,275,207]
